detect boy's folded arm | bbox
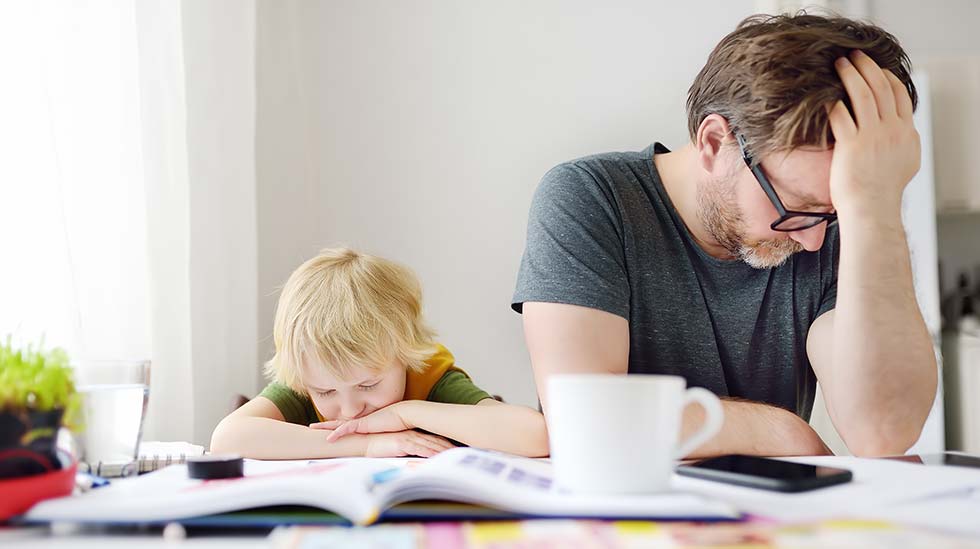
[209,396,370,459]
[397,399,550,458]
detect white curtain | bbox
[133,0,197,443]
[0,0,260,446]
[0,1,151,364]
[0,0,208,443]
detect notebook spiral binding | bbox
[81,453,193,478]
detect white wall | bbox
[255,1,755,406]
[872,0,980,57]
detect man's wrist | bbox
[834,197,903,229]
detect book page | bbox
[26,457,393,525]
[371,448,737,522]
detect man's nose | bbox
[789,222,827,252]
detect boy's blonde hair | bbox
[264,248,437,391]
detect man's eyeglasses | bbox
[735,134,838,232]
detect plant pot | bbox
[0,408,65,479]
[0,450,76,522]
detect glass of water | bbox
[74,360,150,477]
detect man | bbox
[512,13,937,458]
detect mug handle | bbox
[673,387,724,460]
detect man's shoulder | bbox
[534,145,659,206]
[545,147,654,182]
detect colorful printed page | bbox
[272,519,977,549]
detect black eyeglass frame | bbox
[735,134,838,232]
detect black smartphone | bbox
[676,455,853,493]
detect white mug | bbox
[547,373,724,494]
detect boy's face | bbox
[300,357,408,421]
[699,145,835,269]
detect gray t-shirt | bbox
[512,143,838,420]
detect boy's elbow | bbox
[209,428,228,455]
[521,413,551,458]
[527,437,550,458]
[209,418,238,455]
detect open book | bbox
[27,447,736,525]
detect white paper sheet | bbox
[671,455,980,523]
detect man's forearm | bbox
[828,211,937,455]
[210,416,369,459]
[681,398,830,458]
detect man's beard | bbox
[696,177,803,269]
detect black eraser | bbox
[187,454,244,480]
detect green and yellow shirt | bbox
[258,344,492,425]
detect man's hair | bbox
[687,12,917,159]
[264,247,437,391]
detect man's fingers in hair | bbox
[885,70,914,120]
[835,56,879,128]
[849,50,897,120]
[827,100,857,141]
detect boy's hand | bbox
[827,50,920,219]
[363,431,455,458]
[310,401,417,442]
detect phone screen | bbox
[697,455,818,478]
[677,455,852,492]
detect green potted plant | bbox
[0,336,81,479]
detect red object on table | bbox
[0,454,77,522]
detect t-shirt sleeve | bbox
[512,162,630,318]
[258,382,316,425]
[427,370,492,405]
[815,225,840,318]
[816,278,837,318]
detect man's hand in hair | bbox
[826,49,920,218]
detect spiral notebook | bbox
[80,441,205,478]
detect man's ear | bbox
[694,114,735,177]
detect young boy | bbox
[210,248,549,459]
